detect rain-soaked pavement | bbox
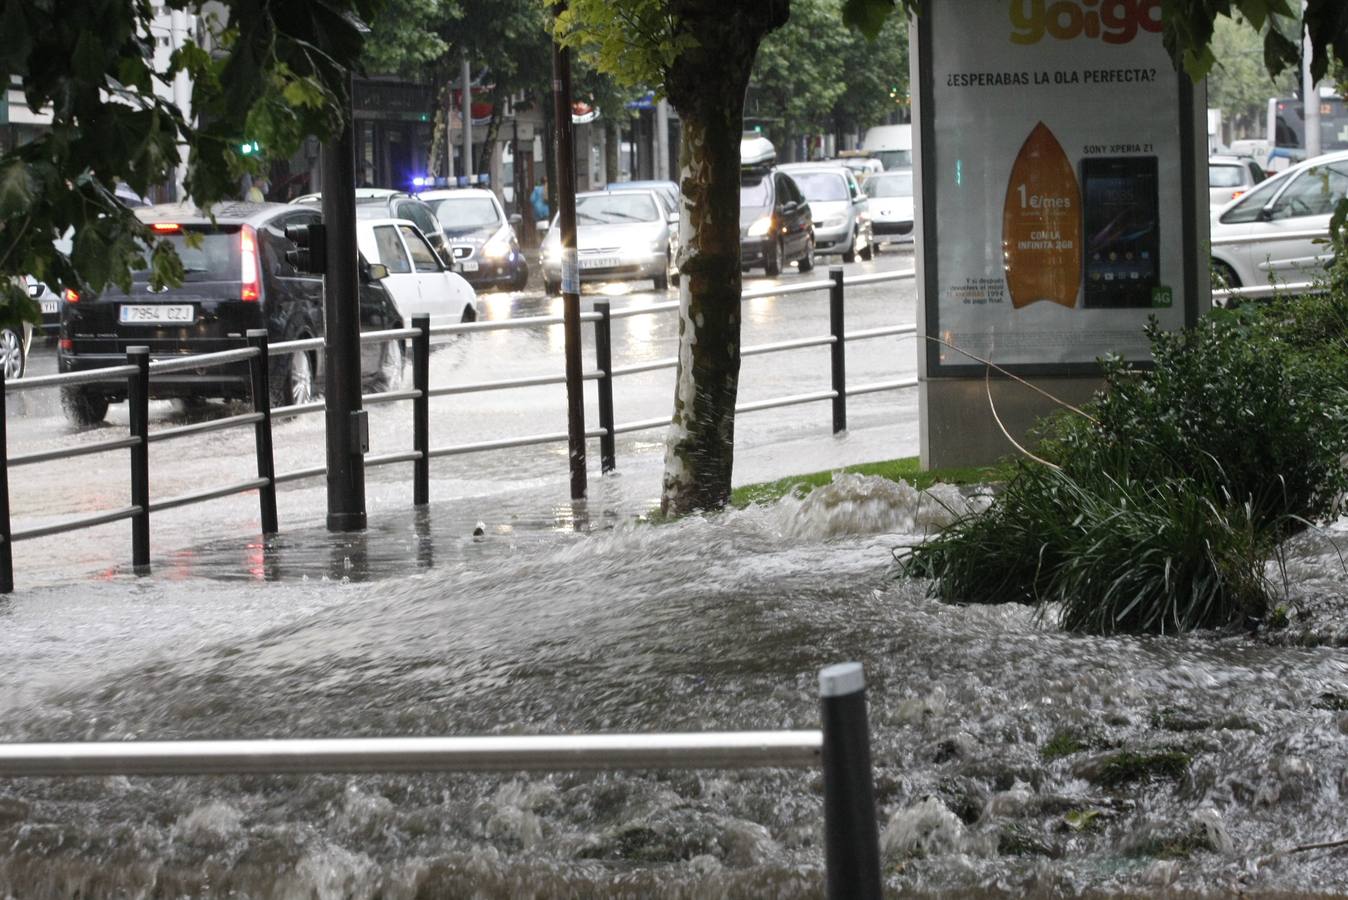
[4,246,1348,898]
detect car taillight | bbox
[59,338,73,350]
[240,225,260,301]
[62,288,79,303]
[151,222,182,234]
[1231,190,1244,200]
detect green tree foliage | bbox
[0,0,381,328]
[750,0,909,153]
[1206,15,1296,140]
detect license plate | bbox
[119,304,194,324]
[41,300,58,314]
[460,260,479,272]
[580,256,619,270]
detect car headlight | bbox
[482,232,512,260]
[822,216,847,229]
[747,215,773,237]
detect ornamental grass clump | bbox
[902,289,1348,635]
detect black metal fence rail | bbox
[0,661,884,900]
[0,268,917,590]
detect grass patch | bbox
[730,456,1010,507]
[1041,727,1094,761]
[1080,748,1193,790]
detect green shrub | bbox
[902,278,1348,635]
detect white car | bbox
[355,218,477,329]
[1210,149,1348,290]
[1208,155,1266,213]
[862,170,915,246]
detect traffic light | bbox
[240,140,261,155]
[285,223,327,274]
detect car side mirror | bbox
[367,263,390,281]
[508,213,522,226]
[537,220,551,234]
[782,200,798,214]
[667,212,679,225]
[1257,204,1275,222]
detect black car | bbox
[418,188,529,291]
[740,169,815,276]
[58,202,405,426]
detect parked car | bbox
[837,155,884,184]
[354,217,478,327]
[1209,155,1266,211]
[292,190,454,268]
[778,163,874,262]
[26,275,63,337]
[1209,149,1348,289]
[606,180,680,216]
[57,202,407,425]
[740,168,815,276]
[0,320,31,381]
[417,188,529,291]
[539,189,679,294]
[862,170,915,245]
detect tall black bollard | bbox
[246,329,278,534]
[593,301,616,473]
[127,346,150,572]
[828,267,847,434]
[0,362,12,594]
[819,661,881,899]
[412,314,430,506]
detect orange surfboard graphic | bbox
[1002,122,1081,309]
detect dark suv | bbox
[58,202,405,426]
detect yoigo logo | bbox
[1010,0,1161,45]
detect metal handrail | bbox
[742,335,835,358]
[428,430,572,457]
[846,324,917,340]
[149,346,258,375]
[148,478,270,514]
[850,377,918,397]
[737,389,837,414]
[1212,280,1317,299]
[9,505,141,543]
[8,436,142,468]
[5,364,141,393]
[426,370,602,398]
[610,357,678,377]
[148,412,264,444]
[0,732,822,777]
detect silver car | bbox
[539,189,679,294]
[777,163,875,261]
[863,170,915,245]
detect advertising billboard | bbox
[915,0,1203,375]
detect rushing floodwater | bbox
[1,474,1347,898]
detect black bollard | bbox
[819,661,882,899]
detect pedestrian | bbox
[530,176,550,223]
[245,177,268,203]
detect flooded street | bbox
[2,249,1348,897]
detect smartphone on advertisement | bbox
[1081,156,1160,309]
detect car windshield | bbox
[1209,166,1245,188]
[432,197,500,228]
[133,227,240,281]
[865,173,913,198]
[740,178,770,208]
[575,193,659,224]
[874,149,912,170]
[789,172,849,202]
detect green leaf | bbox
[0,159,35,219]
[841,0,898,39]
[1262,27,1299,78]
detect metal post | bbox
[246,330,278,535]
[322,72,368,532]
[819,662,881,900]
[593,301,616,473]
[0,363,12,594]
[829,267,847,434]
[412,314,430,506]
[552,3,587,500]
[127,346,151,572]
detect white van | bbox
[861,124,912,170]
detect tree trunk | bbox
[604,117,620,183]
[426,76,450,178]
[660,0,789,516]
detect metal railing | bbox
[0,661,883,899]
[0,268,917,590]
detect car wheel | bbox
[798,239,815,273]
[842,232,858,264]
[272,346,316,409]
[764,238,783,277]
[368,339,404,394]
[859,231,874,261]
[0,327,25,381]
[511,261,529,291]
[60,387,108,426]
[1211,260,1240,290]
